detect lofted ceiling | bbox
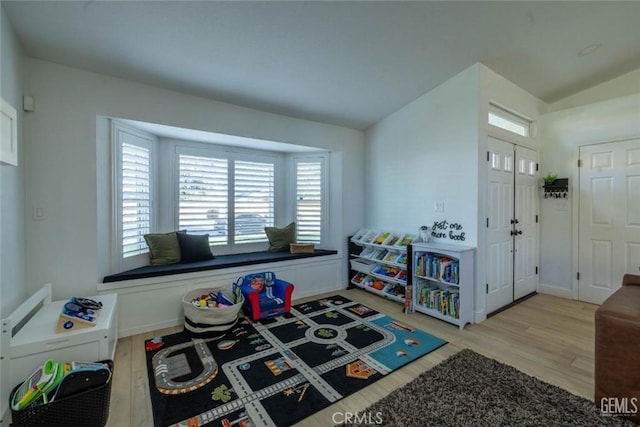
[3,1,640,130]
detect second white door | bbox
[578,138,640,304]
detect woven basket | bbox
[10,360,113,427]
[182,287,243,336]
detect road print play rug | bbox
[145,295,446,426]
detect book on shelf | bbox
[415,253,459,284]
[363,230,379,244]
[394,270,408,282]
[374,232,390,244]
[395,233,417,248]
[373,249,388,261]
[383,251,398,263]
[395,253,407,265]
[415,280,460,319]
[372,265,400,278]
[384,234,400,246]
[352,228,369,241]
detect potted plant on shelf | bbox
[542,173,557,185]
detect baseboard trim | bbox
[538,283,573,299]
[487,292,537,318]
[117,286,342,338]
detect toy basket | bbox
[182,287,244,337]
[9,360,113,427]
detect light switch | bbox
[33,207,46,220]
[434,201,445,213]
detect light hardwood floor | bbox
[107,289,598,427]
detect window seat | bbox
[102,249,338,283]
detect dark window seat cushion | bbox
[102,249,338,283]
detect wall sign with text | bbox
[431,220,466,241]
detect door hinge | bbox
[486,283,489,294]
[486,217,489,228]
[487,151,490,161]
[535,214,538,223]
[536,163,539,171]
[535,266,538,274]
[578,159,582,167]
[577,272,580,280]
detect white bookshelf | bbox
[410,241,475,329]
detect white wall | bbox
[539,93,640,297]
[364,65,480,245]
[549,67,640,113]
[0,5,26,317]
[24,58,364,300]
[1,5,26,423]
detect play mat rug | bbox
[145,295,447,427]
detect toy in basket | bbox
[182,286,244,337]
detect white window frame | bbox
[111,121,157,272]
[291,153,329,247]
[488,104,531,138]
[173,144,283,254]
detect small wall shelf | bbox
[543,178,568,198]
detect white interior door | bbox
[578,139,640,304]
[486,138,539,314]
[487,138,515,313]
[514,145,539,299]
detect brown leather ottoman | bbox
[595,274,640,423]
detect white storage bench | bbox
[1,284,118,419]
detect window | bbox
[177,148,276,247]
[294,158,324,244]
[110,119,332,270]
[234,160,275,243]
[178,154,228,244]
[112,122,156,267]
[488,105,530,137]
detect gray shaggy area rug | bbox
[341,349,636,427]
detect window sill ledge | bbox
[102,249,338,283]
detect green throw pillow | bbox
[265,222,296,252]
[144,231,181,265]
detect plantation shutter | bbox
[295,159,323,244]
[121,142,151,257]
[178,154,229,245]
[234,160,275,243]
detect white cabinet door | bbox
[578,139,640,304]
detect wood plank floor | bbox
[107,289,598,426]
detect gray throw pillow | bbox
[143,231,181,265]
[177,232,215,263]
[264,222,296,252]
